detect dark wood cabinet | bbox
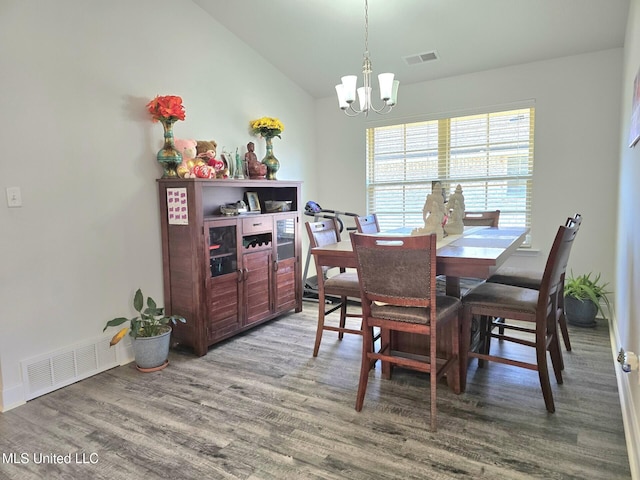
[157,178,302,356]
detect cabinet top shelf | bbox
[157,178,302,188]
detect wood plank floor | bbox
[0,303,631,479]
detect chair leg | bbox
[558,311,572,352]
[548,326,564,385]
[430,351,437,432]
[478,315,490,368]
[380,328,392,380]
[355,320,374,412]
[460,305,473,393]
[536,338,556,413]
[313,290,327,357]
[338,296,347,340]
[445,316,461,395]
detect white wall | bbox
[0,0,318,410]
[615,0,640,475]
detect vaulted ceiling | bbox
[193,0,629,99]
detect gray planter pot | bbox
[565,296,598,328]
[132,327,171,370]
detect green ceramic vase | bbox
[261,136,280,180]
[157,119,182,178]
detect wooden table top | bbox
[311,226,529,288]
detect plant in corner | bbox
[564,271,612,328]
[104,289,186,372]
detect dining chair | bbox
[351,232,462,431]
[460,219,579,412]
[305,219,363,357]
[486,213,582,352]
[462,210,501,227]
[355,214,380,234]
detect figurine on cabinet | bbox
[245,142,267,179]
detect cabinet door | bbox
[242,249,272,326]
[205,220,242,342]
[274,214,298,312]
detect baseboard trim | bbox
[0,384,26,413]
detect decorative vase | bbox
[261,136,280,180]
[156,119,182,178]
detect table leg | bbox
[445,276,461,298]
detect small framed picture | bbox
[246,191,261,212]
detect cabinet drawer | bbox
[242,216,271,234]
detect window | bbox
[366,107,534,244]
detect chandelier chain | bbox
[364,0,369,55]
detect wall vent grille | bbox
[403,51,439,65]
[21,336,121,401]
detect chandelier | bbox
[335,0,399,116]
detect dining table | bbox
[311,225,529,298]
[310,225,530,371]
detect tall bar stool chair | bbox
[306,219,363,357]
[355,214,380,234]
[351,232,462,431]
[486,214,582,352]
[463,210,501,227]
[460,220,579,412]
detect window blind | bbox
[366,107,535,244]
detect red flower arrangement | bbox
[146,95,186,122]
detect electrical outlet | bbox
[6,186,22,207]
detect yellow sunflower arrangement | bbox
[250,116,284,138]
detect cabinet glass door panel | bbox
[208,224,237,277]
[276,216,296,261]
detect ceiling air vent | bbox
[403,51,439,66]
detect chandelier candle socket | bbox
[146,95,186,178]
[335,0,399,116]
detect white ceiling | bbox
[193,0,630,99]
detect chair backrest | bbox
[306,218,342,249]
[538,220,580,316]
[351,233,437,309]
[355,214,380,234]
[463,210,500,227]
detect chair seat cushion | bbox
[463,282,539,315]
[324,271,361,297]
[371,295,461,325]
[487,267,542,290]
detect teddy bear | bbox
[174,138,199,178]
[197,140,228,178]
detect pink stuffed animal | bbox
[174,138,198,178]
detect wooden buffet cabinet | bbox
[157,178,303,356]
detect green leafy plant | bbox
[564,272,612,319]
[103,289,186,346]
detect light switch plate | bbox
[6,186,22,207]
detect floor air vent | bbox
[21,336,122,401]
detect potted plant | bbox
[104,289,186,372]
[564,272,612,327]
